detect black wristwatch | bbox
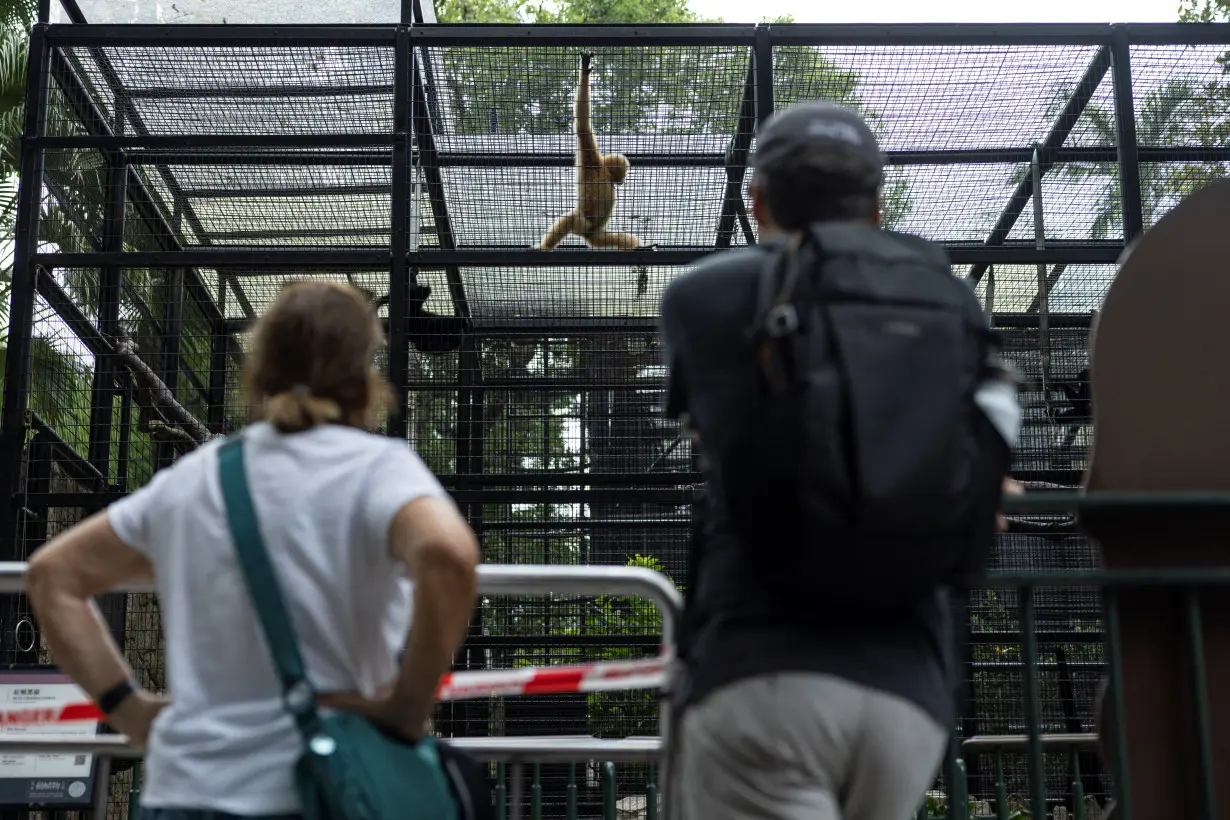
[98,680,136,715]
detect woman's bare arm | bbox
[383,496,479,735]
[26,512,152,699]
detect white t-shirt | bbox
[107,421,449,815]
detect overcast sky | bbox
[691,0,1183,24]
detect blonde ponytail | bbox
[264,386,343,433]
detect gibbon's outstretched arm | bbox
[538,52,643,252]
[575,51,602,169]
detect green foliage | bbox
[1179,0,1230,22]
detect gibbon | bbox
[538,52,643,251]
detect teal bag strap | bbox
[217,435,322,740]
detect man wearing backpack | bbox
[660,101,1022,820]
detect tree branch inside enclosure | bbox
[115,328,218,451]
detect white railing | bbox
[0,562,682,820]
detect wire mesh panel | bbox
[6,20,1230,819]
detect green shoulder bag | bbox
[218,435,460,820]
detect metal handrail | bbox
[961,733,1099,752]
[0,562,683,638]
[0,562,681,629]
[0,734,664,763]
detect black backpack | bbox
[717,222,1013,607]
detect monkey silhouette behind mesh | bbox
[369,284,470,354]
[538,52,643,251]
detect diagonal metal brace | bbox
[966,45,1112,286]
[715,56,759,248]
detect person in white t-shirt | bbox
[26,281,480,820]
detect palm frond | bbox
[0,28,28,177]
[0,0,37,34]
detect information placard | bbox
[0,670,100,806]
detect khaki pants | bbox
[671,672,947,820]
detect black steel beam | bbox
[965,46,1113,285]
[40,20,1230,50]
[402,21,1225,47]
[755,24,774,125]
[34,134,396,150]
[0,26,51,559]
[55,0,87,23]
[117,145,1230,180]
[735,198,756,243]
[130,149,391,167]
[1111,25,1145,245]
[432,152,727,168]
[45,24,397,46]
[993,311,1092,329]
[411,46,469,319]
[409,24,756,46]
[180,183,396,199]
[388,27,412,441]
[715,57,758,248]
[126,84,397,100]
[417,243,1123,265]
[35,250,390,269]
[198,230,400,243]
[768,22,1113,45]
[32,242,1127,270]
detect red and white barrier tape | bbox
[0,656,671,728]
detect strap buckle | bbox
[284,680,316,716]
[764,303,799,338]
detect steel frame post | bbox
[155,268,186,469]
[86,150,128,483]
[0,26,51,559]
[1110,25,1145,245]
[206,283,230,436]
[87,144,130,649]
[10,435,52,668]
[452,336,486,740]
[754,25,774,126]
[388,27,412,441]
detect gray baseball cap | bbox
[752,101,885,188]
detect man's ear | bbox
[872,196,882,227]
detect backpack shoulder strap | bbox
[217,435,322,740]
[751,230,815,392]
